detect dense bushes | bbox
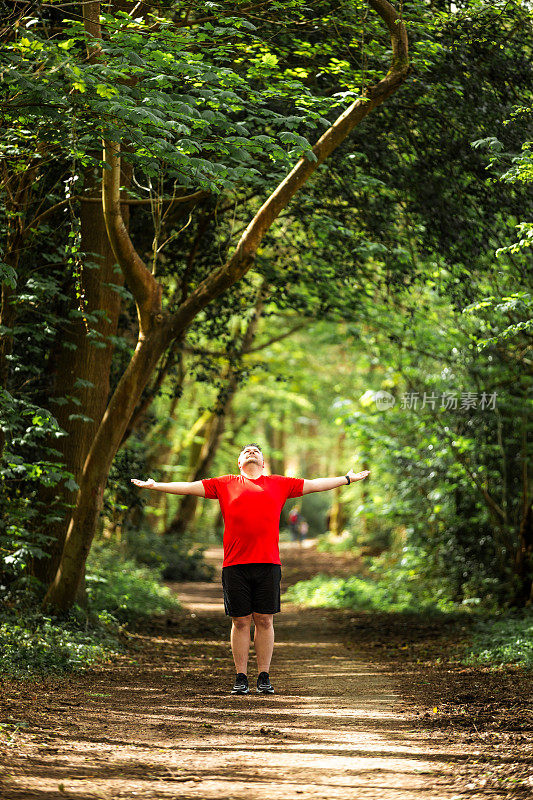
[465,613,533,669]
[85,545,186,622]
[0,543,184,678]
[117,529,215,583]
[0,391,75,590]
[283,573,447,614]
[0,610,119,677]
[284,572,533,669]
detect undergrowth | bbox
[284,574,533,669]
[465,612,533,669]
[283,573,450,614]
[0,609,120,678]
[85,545,183,621]
[0,545,183,678]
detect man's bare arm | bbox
[130,478,206,497]
[302,469,370,496]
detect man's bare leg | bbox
[230,614,252,674]
[252,612,274,674]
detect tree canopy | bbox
[1,0,532,615]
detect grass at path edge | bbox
[284,574,533,669]
[0,550,181,678]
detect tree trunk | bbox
[165,411,226,538]
[329,432,346,536]
[141,390,185,533]
[265,415,285,475]
[32,193,126,584]
[43,0,409,611]
[42,323,171,610]
[143,406,212,532]
[167,411,211,536]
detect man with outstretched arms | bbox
[132,444,370,696]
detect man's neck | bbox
[240,465,263,480]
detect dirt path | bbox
[0,543,527,799]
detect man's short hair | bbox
[239,443,263,454]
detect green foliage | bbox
[0,608,119,678]
[3,2,372,194]
[85,545,182,622]
[283,572,450,614]
[327,277,530,604]
[462,292,533,350]
[286,576,533,669]
[116,528,215,582]
[466,116,532,348]
[463,611,533,669]
[0,389,74,584]
[0,543,183,677]
[316,525,390,556]
[1,0,531,622]
[103,445,215,580]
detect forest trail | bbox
[0,543,503,799]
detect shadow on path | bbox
[0,543,489,799]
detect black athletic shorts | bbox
[221,563,282,618]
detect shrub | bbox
[0,544,184,677]
[0,609,119,677]
[120,528,216,582]
[85,545,182,621]
[463,611,533,668]
[283,573,447,614]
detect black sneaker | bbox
[257,671,274,694]
[231,672,249,695]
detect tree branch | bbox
[245,321,307,353]
[101,140,162,333]
[166,0,409,339]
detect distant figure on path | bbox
[288,505,301,541]
[297,517,309,544]
[131,444,370,696]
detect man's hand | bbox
[347,469,370,483]
[131,478,156,488]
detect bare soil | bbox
[0,541,531,799]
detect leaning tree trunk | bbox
[141,390,189,533]
[43,325,172,611]
[165,411,227,538]
[163,411,212,537]
[329,431,346,536]
[165,288,267,537]
[265,415,286,476]
[43,0,409,612]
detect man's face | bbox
[238,445,264,470]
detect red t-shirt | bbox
[201,474,304,567]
